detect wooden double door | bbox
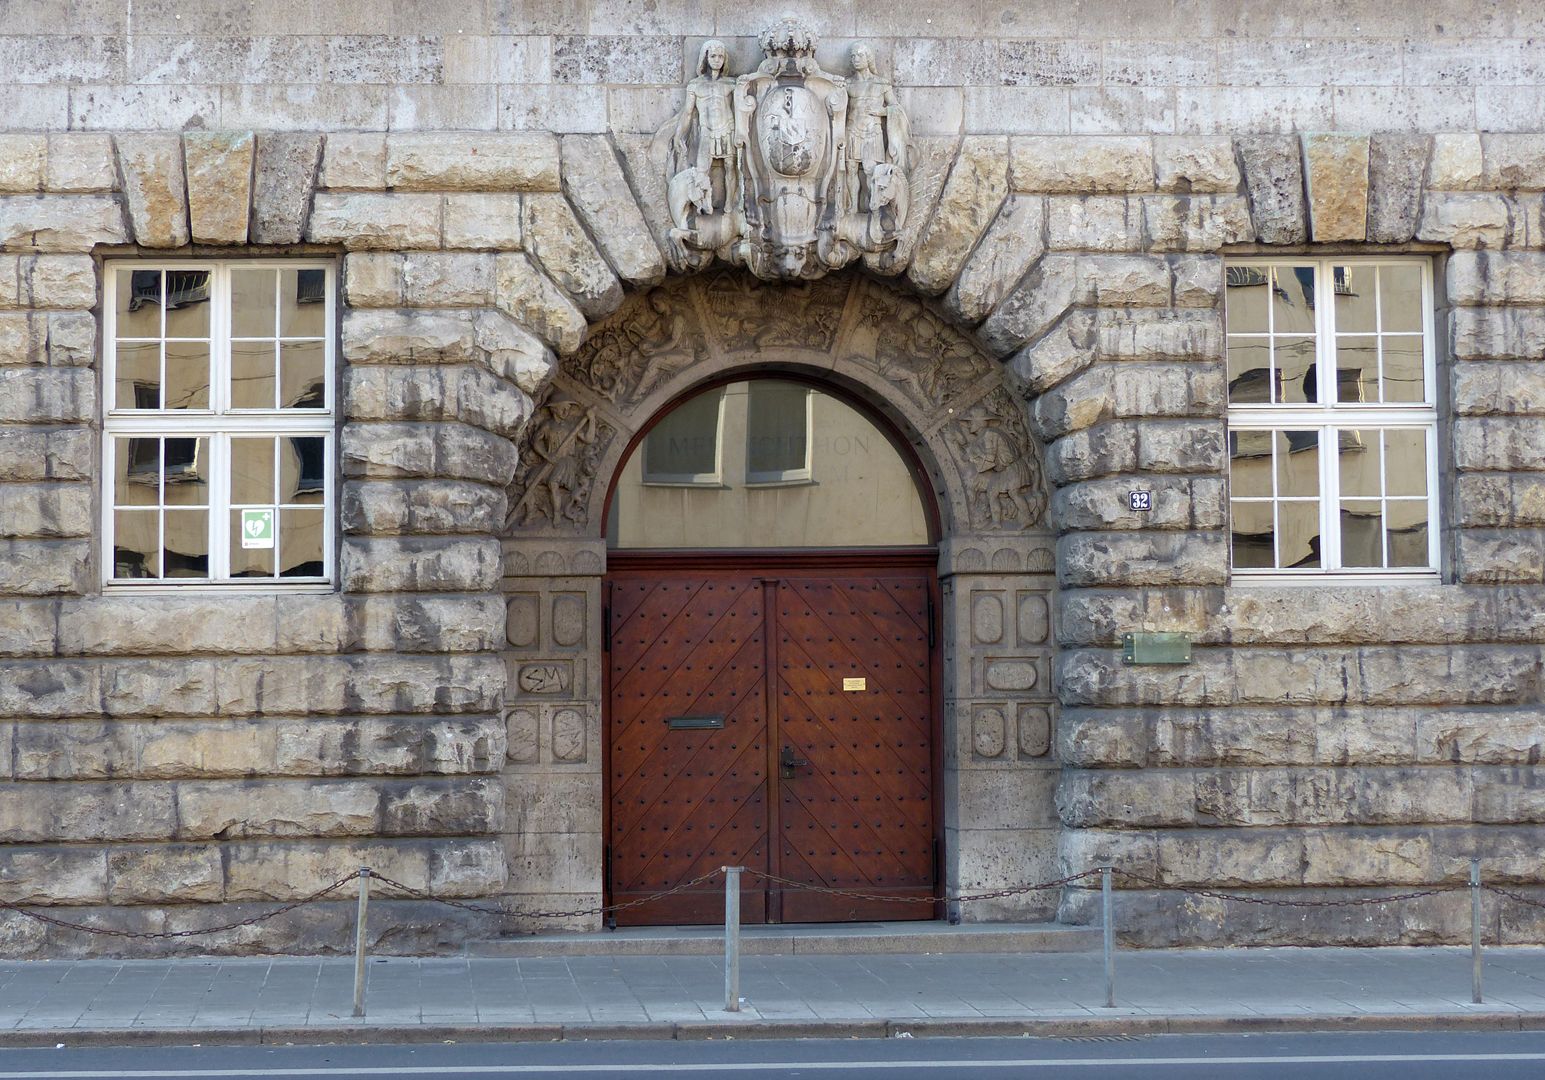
[605,553,939,924]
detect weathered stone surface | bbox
[1010,136,1153,194]
[1009,309,1095,394]
[442,192,521,250]
[1429,132,1484,191]
[1447,251,1545,306]
[318,132,386,190]
[1141,194,1252,251]
[559,134,663,288]
[177,780,382,840]
[307,193,441,249]
[612,132,689,276]
[1031,361,1222,440]
[343,252,403,308]
[0,195,127,252]
[1302,133,1369,242]
[865,134,961,277]
[340,536,503,592]
[224,838,505,902]
[108,846,223,904]
[1454,416,1545,471]
[18,255,95,309]
[0,427,91,482]
[0,367,94,422]
[341,479,506,537]
[1046,195,1143,252]
[1236,134,1307,244]
[45,134,115,193]
[182,131,253,244]
[1456,474,1545,528]
[251,132,321,245]
[1417,192,1510,249]
[493,252,587,355]
[1054,475,1225,531]
[343,595,505,655]
[946,196,1045,324]
[1366,134,1430,243]
[908,136,1010,296]
[1454,360,1545,417]
[401,252,496,307]
[1075,254,1171,306]
[385,133,560,192]
[343,363,531,438]
[1483,134,1545,192]
[339,307,551,393]
[0,848,107,904]
[213,654,503,718]
[978,254,1078,356]
[0,482,89,538]
[0,135,45,193]
[1153,137,1239,193]
[1451,306,1545,361]
[341,420,518,485]
[0,598,55,656]
[1455,529,1545,584]
[0,783,175,842]
[1057,531,1228,588]
[115,134,188,248]
[520,193,621,320]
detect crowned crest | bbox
[665,22,913,281]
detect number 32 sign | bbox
[1128,491,1152,512]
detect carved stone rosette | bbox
[666,19,913,281]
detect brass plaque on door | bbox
[842,677,867,691]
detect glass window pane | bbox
[231,340,276,409]
[280,269,327,337]
[163,270,211,337]
[1340,499,1384,568]
[1278,502,1322,568]
[1277,430,1319,497]
[1230,501,1275,569]
[1339,430,1381,498]
[163,437,208,505]
[1226,340,1271,403]
[1383,430,1428,498]
[1276,336,1316,403]
[1224,265,1270,332]
[115,437,161,505]
[1229,434,1273,498]
[1335,336,1376,403]
[164,341,210,410]
[117,270,162,338]
[115,341,160,409]
[1271,266,1317,335]
[1387,501,1430,568]
[279,508,325,577]
[231,437,275,505]
[643,389,722,481]
[279,341,326,409]
[1332,264,1376,332]
[162,508,209,578]
[746,381,809,479]
[112,509,158,578]
[1380,264,1423,332]
[280,437,327,504]
[231,269,276,337]
[1382,335,1425,402]
[229,509,276,577]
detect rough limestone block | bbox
[1302,133,1369,242]
[176,780,383,840]
[1450,306,1545,361]
[1429,133,1484,191]
[1366,134,1430,243]
[520,192,621,320]
[908,135,1011,296]
[1418,193,1511,250]
[1236,134,1307,244]
[0,428,91,482]
[946,196,1045,325]
[251,132,322,245]
[1141,195,1253,252]
[471,309,554,394]
[318,132,387,190]
[0,783,176,842]
[0,195,127,252]
[559,134,663,288]
[341,308,478,365]
[1009,309,1095,394]
[978,254,1079,356]
[0,135,46,193]
[0,367,94,422]
[341,421,518,485]
[0,483,90,538]
[1454,361,1545,416]
[107,846,223,904]
[0,848,108,904]
[341,536,504,592]
[442,193,522,250]
[494,252,586,355]
[1448,251,1545,306]
[1053,475,1225,531]
[1010,136,1154,194]
[343,253,404,308]
[401,252,496,307]
[1075,254,1171,307]
[341,479,507,537]
[1153,137,1240,194]
[1094,308,1223,362]
[1046,196,1143,252]
[1057,531,1229,589]
[115,134,189,248]
[45,134,115,193]
[183,131,254,245]
[307,193,441,249]
[612,132,694,276]
[1456,530,1545,584]
[865,134,961,277]
[1454,416,1545,472]
[343,363,530,438]
[19,255,96,310]
[0,539,90,595]
[1482,134,1545,192]
[385,133,561,192]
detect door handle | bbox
[779,746,809,779]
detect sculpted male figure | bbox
[672,39,738,211]
[844,44,909,214]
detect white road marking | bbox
[4,1052,1545,1077]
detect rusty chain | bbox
[1484,883,1545,911]
[368,869,726,921]
[0,873,358,940]
[743,867,1106,906]
[1106,867,1467,908]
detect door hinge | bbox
[927,592,936,650]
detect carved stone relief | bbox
[666,20,913,281]
[566,284,709,406]
[698,268,846,353]
[845,289,992,413]
[506,392,616,530]
[943,386,1048,531]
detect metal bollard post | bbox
[1102,866,1115,1009]
[352,867,371,1018]
[723,866,742,1013]
[1471,858,1483,1005]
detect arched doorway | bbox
[603,377,942,924]
[500,272,1058,931]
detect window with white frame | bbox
[744,380,813,485]
[104,261,335,585]
[641,386,725,485]
[1224,259,1439,577]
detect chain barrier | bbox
[1105,868,1468,909]
[368,869,726,922]
[741,867,1107,907]
[1483,883,1545,912]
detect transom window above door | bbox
[608,379,931,549]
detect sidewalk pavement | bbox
[2,946,1545,1046]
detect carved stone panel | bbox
[697,268,847,353]
[843,288,993,415]
[564,282,709,406]
[943,386,1048,532]
[506,391,616,532]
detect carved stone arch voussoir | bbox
[502,270,1050,547]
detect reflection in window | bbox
[610,379,929,550]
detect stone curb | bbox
[5,1012,1543,1048]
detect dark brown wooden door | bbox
[606,557,937,925]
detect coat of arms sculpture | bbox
[667,20,913,281]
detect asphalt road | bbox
[3,1031,1545,1079]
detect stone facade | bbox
[0,4,1542,954]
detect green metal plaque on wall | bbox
[1122,632,1192,665]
